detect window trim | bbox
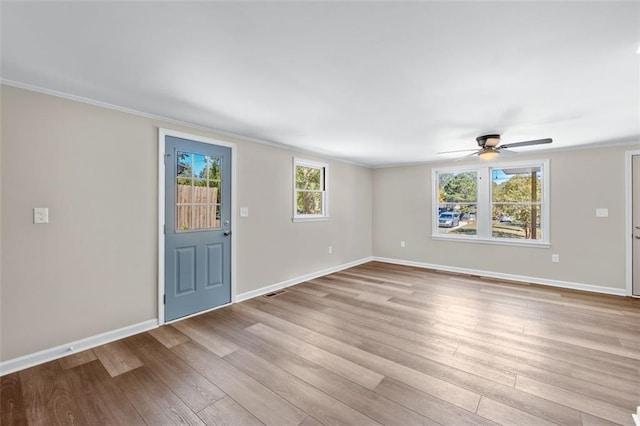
[432,159,550,246]
[293,158,329,222]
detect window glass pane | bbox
[492,205,542,240]
[492,167,541,202]
[448,205,477,236]
[296,166,322,190]
[297,191,323,215]
[177,152,192,178]
[436,171,477,236]
[176,205,192,231]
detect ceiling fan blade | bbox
[437,148,479,154]
[498,148,518,157]
[499,138,552,149]
[454,151,480,161]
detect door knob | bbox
[223,230,231,236]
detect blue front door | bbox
[164,135,231,321]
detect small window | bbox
[293,158,328,221]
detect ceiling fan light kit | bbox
[478,149,500,160]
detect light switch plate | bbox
[595,208,608,218]
[240,207,249,217]
[34,207,49,224]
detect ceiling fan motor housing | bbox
[476,134,501,148]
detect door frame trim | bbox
[625,149,640,297]
[157,128,237,325]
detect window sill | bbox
[431,235,550,248]
[292,216,329,223]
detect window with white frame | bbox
[293,158,328,221]
[433,160,549,245]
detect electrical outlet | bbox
[552,254,560,263]
[328,246,332,254]
[595,208,608,218]
[34,207,49,224]
[240,207,249,217]
[400,240,406,248]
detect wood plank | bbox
[455,345,639,408]
[374,377,495,426]
[149,324,190,348]
[58,349,97,370]
[64,360,145,425]
[172,316,240,357]
[0,372,28,425]
[245,322,384,390]
[357,340,583,426]
[19,361,90,425]
[199,309,438,426]
[124,332,226,412]
[299,417,324,426]
[264,293,514,386]
[244,314,481,412]
[197,396,264,426]
[581,412,622,426]
[476,396,557,426]
[93,340,143,377]
[114,366,204,425]
[515,375,633,425]
[224,347,381,425]
[172,341,308,426]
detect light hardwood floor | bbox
[2,262,640,425]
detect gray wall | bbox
[1,83,635,363]
[0,86,372,361]
[372,145,634,289]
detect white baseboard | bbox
[0,319,158,376]
[373,257,627,296]
[236,256,374,302]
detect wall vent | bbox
[263,290,287,298]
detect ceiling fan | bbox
[439,134,553,160]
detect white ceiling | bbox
[2,1,639,166]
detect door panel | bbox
[165,136,231,321]
[633,155,640,296]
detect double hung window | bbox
[433,160,549,245]
[293,158,328,221]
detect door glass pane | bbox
[177,179,192,203]
[208,181,221,205]
[193,205,208,230]
[175,151,223,232]
[193,154,207,179]
[177,152,192,178]
[176,205,192,231]
[208,205,220,228]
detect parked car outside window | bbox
[438,212,460,228]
